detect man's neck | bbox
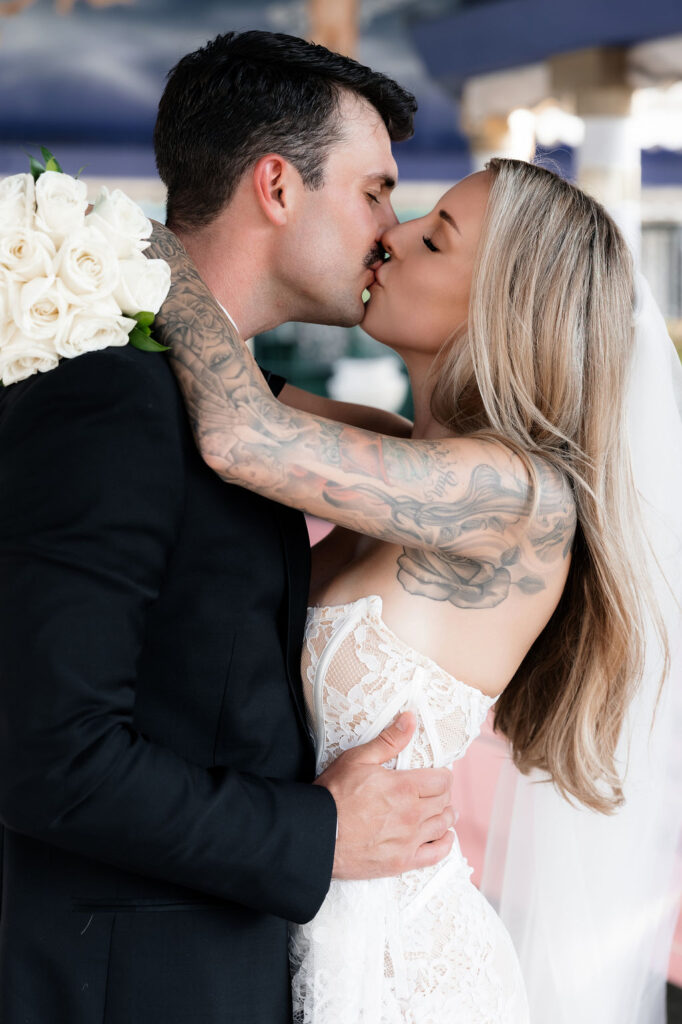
[173,216,286,339]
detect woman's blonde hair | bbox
[430,158,665,813]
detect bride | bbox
[146,159,679,1022]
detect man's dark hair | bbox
[154,30,417,231]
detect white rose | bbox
[12,276,73,350]
[113,257,171,316]
[0,228,55,282]
[56,308,135,360]
[0,174,35,232]
[34,170,88,244]
[0,327,59,386]
[0,269,10,328]
[86,186,152,258]
[55,226,120,299]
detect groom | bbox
[0,30,454,1024]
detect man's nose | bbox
[378,201,399,233]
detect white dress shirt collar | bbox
[218,302,240,337]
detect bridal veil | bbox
[482,272,682,1023]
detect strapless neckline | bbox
[307,594,498,706]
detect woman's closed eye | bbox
[422,235,439,252]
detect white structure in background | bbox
[531,95,642,260]
[327,356,408,412]
[577,113,642,257]
[550,49,643,256]
[460,36,682,309]
[633,83,682,151]
[629,38,682,323]
[461,62,549,170]
[533,104,585,148]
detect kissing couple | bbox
[1,28,681,1024]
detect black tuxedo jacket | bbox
[0,344,337,1023]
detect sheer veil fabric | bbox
[481,273,682,1023]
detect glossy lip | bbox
[373,262,387,285]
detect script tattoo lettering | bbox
[145,224,577,612]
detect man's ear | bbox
[252,154,299,226]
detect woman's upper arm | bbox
[200,389,574,565]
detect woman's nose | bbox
[380,221,403,258]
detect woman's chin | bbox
[360,297,388,345]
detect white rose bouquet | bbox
[0,147,171,386]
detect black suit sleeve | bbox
[0,347,336,924]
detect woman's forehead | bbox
[435,172,492,230]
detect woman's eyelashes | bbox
[366,192,380,205]
[422,235,439,252]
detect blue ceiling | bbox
[0,1,457,140]
[410,0,682,85]
[0,0,681,184]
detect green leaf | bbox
[29,155,45,182]
[500,545,521,567]
[128,326,169,352]
[40,147,63,172]
[75,166,86,179]
[516,575,546,595]
[133,311,155,329]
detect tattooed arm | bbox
[148,225,575,605]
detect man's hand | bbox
[314,712,455,880]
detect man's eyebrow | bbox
[439,209,461,234]
[364,173,397,190]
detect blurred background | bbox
[3,0,682,414]
[1,0,680,1013]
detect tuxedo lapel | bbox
[277,504,312,734]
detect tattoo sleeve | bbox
[146,224,576,610]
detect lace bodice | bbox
[301,594,496,776]
[291,595,530,1023]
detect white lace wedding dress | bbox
[290,595,530,1024]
